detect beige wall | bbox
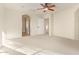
[53,4,79,39]
[4,8,45,39]
[53,8,74,39]
[0,4,4,47]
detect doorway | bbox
[44,18,49,35]
[22,15,30,36]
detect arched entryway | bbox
[22,15,30,36]
[75,8,79,40]
[44,18,49,35]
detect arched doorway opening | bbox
[44,18,49,35]
[22,15,30,36]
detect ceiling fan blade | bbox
[45,3,48,6]
[48,8,54,11]
[40,4,45,7]
[48,5,55,7]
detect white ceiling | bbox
[4,3,78,12]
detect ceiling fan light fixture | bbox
[43,8,48,10]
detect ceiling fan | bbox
[37,3,55,12]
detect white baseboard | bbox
[52,35,74,40]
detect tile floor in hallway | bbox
[2,35,79,55]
